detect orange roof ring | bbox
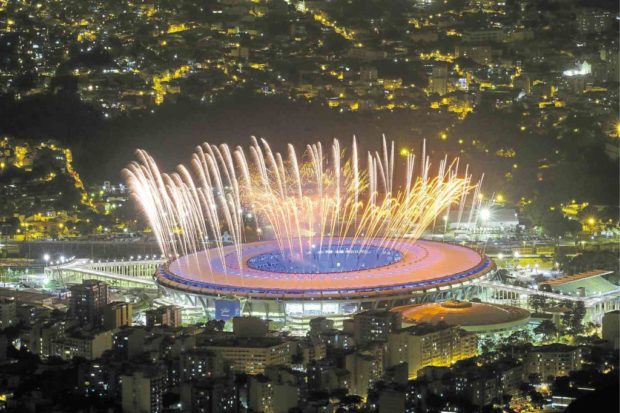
[156,239,494,301]
[393,300,531,333]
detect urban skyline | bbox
[0,0,618,412]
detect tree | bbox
[479,337,497,354]
[481,405,502,413]
[503,330,533,347]
[534,320,558,342]
[561,251,619,274]
[529,389,545,408]
[0,216,20,236]
[541,210,581,238]
[528,294,547,313]
[561,301,586,334]
[572,301,586,333]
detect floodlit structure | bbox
[126,137,494,330]
[393,300,531,334]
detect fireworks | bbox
[125,136,484,274]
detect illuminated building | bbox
[298,337,327,366]
[387,324,477,379]
[248,367,299,413]
[28,320,66,358]
[113,328,146,360]
[121,368,165,413]
[430,64,448,95]
[308,361,351,393]
[455,45,493,65]
[525,344,583,381]
[602,310,620,350]
[446,207,520,237]
[462,29,505,43]
[205,338,294,375]
[563,61,592,77]
[180,348,225,382]
[0,298,16,329]
[416,358,524,407]
[352,310,399,346]
[69,280,109,328]
[103,301,133,330]
[359,65,378,82]
[145,305,183,328]
[345,350,384,398]
[51,328,112,361]
[180,376,238,413]
[576,8,613,34]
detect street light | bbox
[512,250,520,272]
[43,253,50,265]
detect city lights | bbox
[0,1,617,411]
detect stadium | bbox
[155,238,494,329]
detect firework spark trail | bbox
[125,137,481,277]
